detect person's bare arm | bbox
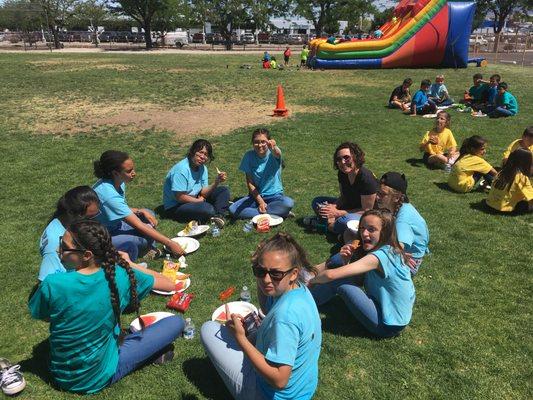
[246,174,267,213]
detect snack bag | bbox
[167,292,194,313]
[256,216,270,233]
[218,286,236,301]
[162,257,179,281]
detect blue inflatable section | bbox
[442,2,476,68]
[310,58,382,69]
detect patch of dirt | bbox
[28,60,130,72]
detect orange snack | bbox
[256,216,271,233]
[218,286,236,301]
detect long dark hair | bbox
[67,220,143,338]
[333,142,365,170]
[493,149,532,191]
[48,186,99,225]
[187,139,214,162]
[457,135,487,162]
[252,232,317,279]
[93,150,129,179]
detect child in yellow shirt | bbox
[502,126,533,166]
[419,111,458,169]
[448,135,497,193]
[487,148,533,213]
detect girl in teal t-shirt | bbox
[29,220,183,394]
[310,209,415,337]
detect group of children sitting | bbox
[419,113,532,213]
[261,46,310,69]
[389,73,519,118]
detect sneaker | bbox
[287,211,296,219]
[1,361,26,396]
[143,248,164,261]
[210,216,225,229]
[153,345,174,365]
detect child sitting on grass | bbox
[428,75,453,106]
[487,149,533,214]
[419,111,458,169]
[270,56,278,69]
[463,73,488,110]
[448,135,497,193]
[409,79,437,116]
[502,127,533,166]
[488,82,518,118]
[388,78,412,111]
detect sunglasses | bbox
[58,236,86,255]
[252,265,295,282]
[335,155,352,163]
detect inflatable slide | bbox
[309,0,475,69]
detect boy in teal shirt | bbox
[489,82,518,118]
[464,73,488,110]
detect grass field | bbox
[0,52,532,400]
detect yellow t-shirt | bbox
[448,154,493,193]
[419,128,457,155]
[487,173,533,212]
[502,139,533,161]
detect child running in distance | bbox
[29,220,184,394]
[230,128,294,219]
[487,149,533,213]
[448,136,497,193]
[419,111,458,169]
[309,209,415,338]
[428,75,453,106]
[201,233,321,400]
[502,127,533,166]
[388,78,412,111]
[410,79,437,116]
[488,82,519,118]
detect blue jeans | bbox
[229,194,294,219]
[200,321,264,400]
[110,210,156,261]
[311,196,361,234]
[110,315,184,384]
[169,186,230,223]
[489,107,514,118]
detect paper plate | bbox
[422,113,438,118]
[130,311,174,332]
[211,301,259,323]
[177,225,210,237]
[347,219,360,234]
[165,237,200,254]
[151,272,191,296]
[251,214,284,227]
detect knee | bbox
[282,196,295,208]
[215,186,231,199]
[161,315,185,338]
[198,203,216,218]
[200,321,221,347]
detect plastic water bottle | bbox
[243,220,253,233]
[240,286,251,302]
[211,222,220,238]
[183,318,195,340]
[444,162,452,174]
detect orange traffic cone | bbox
[273,84,289,117]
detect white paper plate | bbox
[165,237,200,254]
[347,219,360,234]
[211,301,259,322]
[130,311,174,332]
[422,113,438,118]
[251,214,284,227]
[151,272,191,296]
[177,225,210,237]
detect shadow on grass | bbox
[405,157,425,168]
[318,297,373,339]
[19,339,56,388]
[182,357,232,400]
[433,181,456,192]
[470,200,530,216]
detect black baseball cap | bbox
[380,172,409,202]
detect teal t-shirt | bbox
[93,179,132,231]
[395,203,430,259]
[365,246,415,327]
[163,158,208,209]
[38,218,66,281]
[29,267,154,394]
[239,149,284,197]
[468,83,488,101]
[255,284,321,400]
[429,83,448,100]
[496,91,518,115]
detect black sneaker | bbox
[0,359,26,396]
[210,216,225,229]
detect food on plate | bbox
[183,220,198,235]
[215,311,227,323]
[162,257,179,281]
[140,315,157,327]
[256,215,270,233]
[174,281,185,292]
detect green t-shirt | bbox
[29,267,154,393]
[496,91,518,115]
[301,48,310,61]
[468,83,488,101]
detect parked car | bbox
[154,31,188,47]
[470,35,488,46]
[287,34,303,44]
[192,32,205,43]
[271,33,287,44]
[257,32,270,43]
[241,33,255,44]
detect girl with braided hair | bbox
[201,233,321,400]
[29,220,184,394]
[310,209,415,338]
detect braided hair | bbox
[67,220,144,338]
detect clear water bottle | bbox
[240,286,251,302]
[211,222,220,237]
[183,318,195,340]
[243,220,253,233]
[444,162,452,174]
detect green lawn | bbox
[0,52,532,399]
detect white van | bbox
[153,31,189,47]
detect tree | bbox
[152,0,189,44]
[0,0,43,32]
[372,6,394,30]
[341,0,378,34]
[72,0,108,45]
[293,0,339,36]
[476,0,526,51]
[204,0,248,49]
[34,0,78,49]
[187,0,208,43]
[248,0,287,43]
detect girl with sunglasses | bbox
[201,233,322,400]
[93,150,185,260]
[306,142,378,235]
[229,128,294,219]
[38,186,101,281]
[163,139,230,226]
[309,209,415,338]
[29,220,183,394]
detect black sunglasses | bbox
[58,236,86,254]
[252,265,295,282]
[335,155,352,163]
